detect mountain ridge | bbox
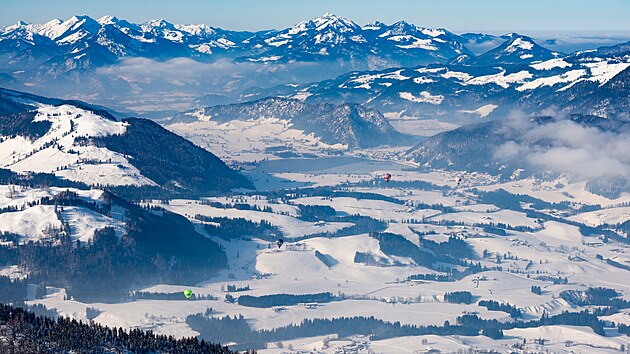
[0,87,253,197]
[0,13,475,81]
[175,97,407,149]
[459,33,561,66]
[244,38,630,121]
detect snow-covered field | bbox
[7,159,628,352]
[477,177,630,207]
[292,196,442,222]
[429,209,540,229]
[572,206,630,226]
[166,117,346,163]
[158,199,353,238]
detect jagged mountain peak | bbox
[143,18,174,28]
[389,20,416,31]
[175,23,218,36]
[312,12,359,29]
[140,18,180,35]
[243,14,471,65]
[258,13,369,54]
[68,14,95,22]
[32,18,63,36]
[64,15,101,32]
[44,18,63,26]
[0,14,567,89]
[31,15,101,42]
[286,12,363,39]
[4,21,29,32]
[97,15,120,25]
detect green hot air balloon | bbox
[184,290,193,299]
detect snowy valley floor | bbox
[7,158,629,353]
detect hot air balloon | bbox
[276,238,284,249]
[384,173,392,183]
[456,176,462,186]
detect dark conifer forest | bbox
[0,303,239,354]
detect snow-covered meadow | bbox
[11,157,627,353]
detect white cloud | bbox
[495,111,630,182]
[96,57,250,83]
[494,141,525,160]
[93,56,324,98]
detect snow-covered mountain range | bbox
[0,15,253,67]
[250,37,630,120]
[2,13,627,118]
[0,13,470,80]
[240,13,471,67]
[2,13,623,79]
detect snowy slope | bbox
[0,185,120,244]
[0,205,62,243]
[572,207,630,226]
[0,104,155,186]
[0,185,104,210]
[61,206,125,242]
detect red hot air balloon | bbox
[384,173,392,183]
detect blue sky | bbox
[1,0,629,32]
